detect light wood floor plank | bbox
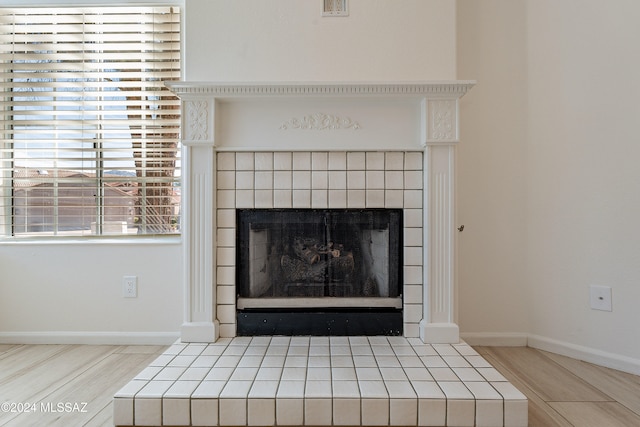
[549,402,640,427]
[0,345,70,383]
[2,351,160,427]
[480,346,613,402]
[541,350,640,416]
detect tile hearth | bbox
[113,336,527,426]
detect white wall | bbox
[458,0,640,368]
[184,0,456,81]
[0,241,182,343]
[526,0,640,362]
[456,0,529,338]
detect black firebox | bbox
[236,209,403,336]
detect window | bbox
[0,6,181,237]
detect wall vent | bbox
[322,0,349,17]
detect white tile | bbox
[356,367,382,381]
[366,189,385,207]
[216,228,236,247]
[366,152,385,170]
[453,367,486,382]
[216,209,236,229]
[403,208,423,228]
[235,152,254,170]
[235,189,254,208]
[293,152,311,170]
[404,266,423,285]
[347,170,365,189]
[134,398,161,426]
[380,367,408,381]
[404,246,423,266]
[305,380,332,398]
[217,171,235,189]
[347,151,366,169]
[162,398,191,426]
[192,380,226,398]
[311,189,328,208]
[385,152,405,170]
[277,398,304,426]
[404,151,423,170]
[217,189,235,209]
[179,367,211,381]
[328,151,347,170]
[385,190,404,208]
[312,151,328,170]
[386,381,417,399]
[331,355,354,367]
[220,380,253,398]
[290,336,310,346]
[333,398,360,426]
[112,398,133,426]
[385,171,404,189]
[262,354,286,366]
[255,367,283,381]
[230,366,259,381]
[248,398,275,426]
[404,170,423,189]
[191,399,218,426]
[305,398,332,426]
[444,355,472,368]
[292,189,311,208]
[332,367,357,381]
[116,380,149,396]
[366,170,385,189]
[149,354,174,367]
[375,356,401,368]
[216,266,235,285]
[404,227,423,247]
[292,171,310,189]
[422,356,448,368]
[274,152,292,170]
[238,355,264,368]
[255,189,273,208]
[307,367,331,380]
[332,380,360,398]
[236,171,254,189]
[448,399,476,427]
[217,152,235,170]
[204,366,234,381]
[404,190,423,208]
[429,367,459,381]
[404,304,423,323]
[255,152,273,170]
[328,189,347,208]
[249,380,279,398]
[274,189,293,208]
[477,367,508,382]
[218,398,247,426]
[216,247,235,267]
[281,367,307,380]
[465,355,494,368]
[277,380,306,398]
[274,170,292,189]
[389,396,417,426]
[404,367,433,382]
[361,398,389,426]
[136,380,174,398]
[351,345,373,356]
[312,170,328,189]
[358,380,388,399]
[255,171,273,189]
[353,355,377,367]
[347,189,366,208]
[466,383,504,427]
[328,170,346,189]
[308,356,330,367]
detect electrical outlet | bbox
[123,276,137,298]
[590,285,612,311]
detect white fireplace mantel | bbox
[167,81,475,344]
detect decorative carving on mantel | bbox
[279,113,360,131]
[184,100,209,141]
[428,99,457,141]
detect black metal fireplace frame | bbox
[235,208,404,336]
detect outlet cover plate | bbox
[590,285,612,311]
[123,276,138,298]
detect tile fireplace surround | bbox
[113,82,529,426]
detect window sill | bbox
[0,235,182,246]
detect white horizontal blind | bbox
[0,6,181,236]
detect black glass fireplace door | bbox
[236,209,403,336]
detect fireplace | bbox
[166,81,475,344]
[236,208,403,335]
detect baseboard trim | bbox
[460,332,529,347]
[527,334,640,376]
[0,331,180,346]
